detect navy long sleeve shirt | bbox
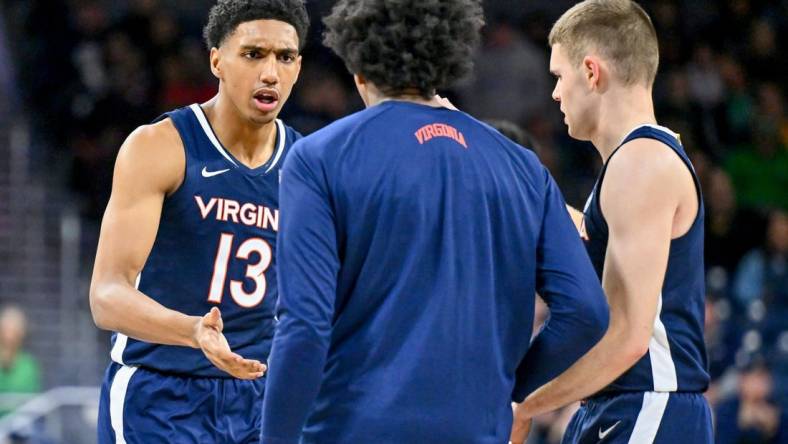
[261,101,608,444]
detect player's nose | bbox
[259,54,279,85]
[551,85,560,102]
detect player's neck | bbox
[373,95,443,108]
[363,83,443,108]
[202,95,278,169]
[591,85,656,162]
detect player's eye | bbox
[243,51,262,59]
[279,53,296,63]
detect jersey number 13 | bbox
[208,233,272,308]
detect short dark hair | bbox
[203,0,310,51]
[323,0,484,99]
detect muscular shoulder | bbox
[600,138,689,227]
[115,118,185,195]
[607,138,687,184]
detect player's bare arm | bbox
[511,139,697,443]
[89,120,264,380]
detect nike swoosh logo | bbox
[201,167,230,178]
[598,420,621,440]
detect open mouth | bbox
[253,89,280,111]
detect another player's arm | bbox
[89,121,264,379]
[511,168,609,402]
[261,142,339,443]
[511,140,682,440]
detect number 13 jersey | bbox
[109,104,302,377]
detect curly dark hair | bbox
[203,0,310,51]
[323,0,484,98]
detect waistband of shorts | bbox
[582,390,706,405]
[112,362,264,381]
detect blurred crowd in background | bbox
[0,0,787,442]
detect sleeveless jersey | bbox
[109,104,301,377]
[583,124,710,393]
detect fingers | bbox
[204,353,263,380]
[215,355,266,380]
[510,418,532,444]
[510,404,533,444]
[509,422,526,444]
[200,335,266,379]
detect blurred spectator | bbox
[0,7,16,120]
[686,44,724,109]
[484,119,540,151]
[705,168,765,276]
[718,56,755,146]
[745,19,786,84]
[724,92,788,210]
[283,66,354,135]
[157,40,216,111]
[757,83,788,148]
[705,299,740,383]
[732,209,788,310]
[456,20,552,124]
[0,306,41,395]
[650,0,688,66]
[715,359,788,444]
[655,69,713,153]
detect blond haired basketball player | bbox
[511,1,712,443]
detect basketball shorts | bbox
[97,362,265,443]
[562,391,712,444]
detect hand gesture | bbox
[194,307,266,380]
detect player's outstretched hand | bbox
[194,307,266,380]
[509,402,533,444]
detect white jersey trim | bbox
[628,392,669,444]
[265,119,287,173]
[189,104,239,168]
[110,334,128,365]
[650,294,678,391]
[110,365,138,444]
[617,123,680,147]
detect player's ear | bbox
[294,55,303,82]
[582,55,601,90]
[210,47,222,80]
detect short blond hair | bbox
[549,0,659,86]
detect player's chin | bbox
[247,108,278,125]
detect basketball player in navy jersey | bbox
[511,1,712,443]
[260,1,610,442]
[89,1,307,442]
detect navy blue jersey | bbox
[109,104,301,377]
[583,124,709,393]
[261,101,609,443]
